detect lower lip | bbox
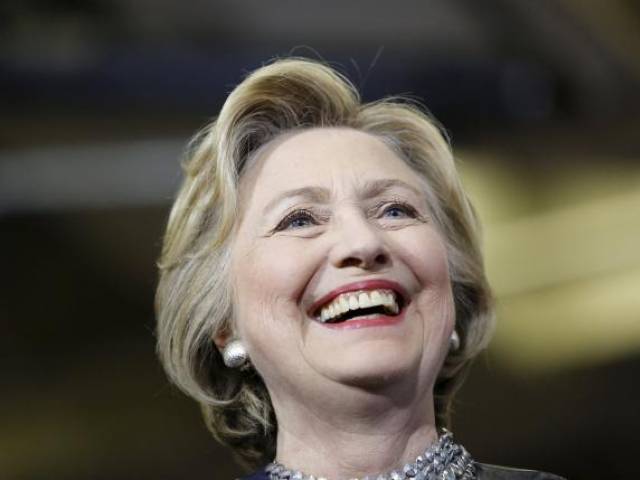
[320,306,406,330]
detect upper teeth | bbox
[318,289,400,323]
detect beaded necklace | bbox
[265,429,475,480]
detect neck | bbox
[272,382,438,480]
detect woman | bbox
[155,58,565,480]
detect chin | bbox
[315,340,423,391]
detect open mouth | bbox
[312,289,405,324]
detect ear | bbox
[213,329,231,351]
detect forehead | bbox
[241,128,422,196]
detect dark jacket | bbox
[240,463,566,479]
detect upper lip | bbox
[307,279,409,317]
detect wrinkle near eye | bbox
[267,205,331,235]
[262,195,428,238]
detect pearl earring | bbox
[222,340,248,368]
[449,330,460,352]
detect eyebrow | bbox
[360,178,423,200]
[262,178,424,215]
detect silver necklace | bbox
[265,429,476,480]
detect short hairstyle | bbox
[155,57,494,468]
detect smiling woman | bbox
[155,58,565,480]
[229,128,456,429]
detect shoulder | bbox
[476,463,566,480]
[236,470,268,480]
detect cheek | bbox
[392,227,455,339]
[392,226,452,288]
[231,239,323,388]
[245,240,318,301]
[231,239,318,339]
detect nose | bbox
[329,212,390,270]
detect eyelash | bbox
[375,200,419,219]
[273,200,420,232]
[274,209,319,231]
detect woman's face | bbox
[229,128,455,405]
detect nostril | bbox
[338,252,389,269]
[339,257,363,268]
[374,253,388,265]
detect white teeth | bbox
[382,292,393,307]
[358,292,372,308]
[316,289,401,323]
[349,296,359,310]
[370,290,382,304]
[390,301,399,314]
[339,296,350,314]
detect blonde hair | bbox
[155,57,494,468]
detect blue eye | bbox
[275,210,318,231]
[384,206,408,218]
[382,202,416,218]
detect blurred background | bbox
[1,0,639,479]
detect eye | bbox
[274,209,318,231]
[380,202,418,219]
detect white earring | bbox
[222,340,248,368]
[449,330,460,352]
